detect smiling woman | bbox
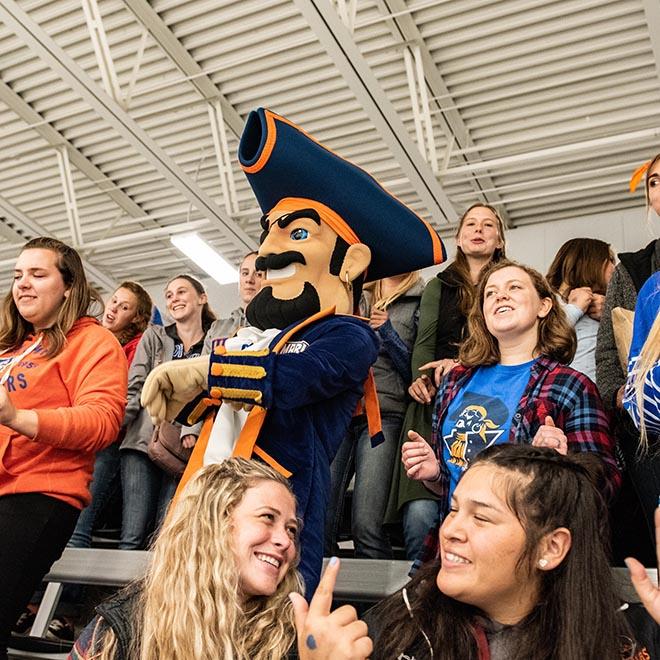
[401,260,620,562]
[118,273,216,551]
[357,444,659,659]
[70,458,303,660]
[0,237,127,660]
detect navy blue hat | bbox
[238,108,446,281]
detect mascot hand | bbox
[141,355,210,424]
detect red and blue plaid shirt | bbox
[417,356,620,565]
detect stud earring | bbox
[538,558,548,568]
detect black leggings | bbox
[0,493,79,659]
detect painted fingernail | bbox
[329,556,338,566]
[306,634,317,650]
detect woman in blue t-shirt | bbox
[401,261,619,535]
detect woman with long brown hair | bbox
[386,203,506,560]
[546,237,616,381]
[71,458,303,660]
[0,237,127,660]
[295,445,658,659]
[67,281,153,549]
[119,273,216,550]
[401,260,619,557]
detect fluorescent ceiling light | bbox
[170,232,238,284]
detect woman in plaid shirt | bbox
[402,260,620,557]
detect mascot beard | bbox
[246,250,322,331]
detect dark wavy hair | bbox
[0,237,103,357]
[459,259,576,366]
[370,444,634,659]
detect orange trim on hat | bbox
[242,111,277,174]
[243,110,444,266]
[242,110,319,175]
[630,160,651,193]
[424,218,445,264]
[270,197,361,246]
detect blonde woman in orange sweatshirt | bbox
[0,237,127,660]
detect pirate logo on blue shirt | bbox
[443,393,508,469]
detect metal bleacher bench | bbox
[8,547,656,659]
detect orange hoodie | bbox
[0,317,127,509]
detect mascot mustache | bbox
[255,251,306,273]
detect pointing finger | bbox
[308,556,340,618]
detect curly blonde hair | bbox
[460,260,576,367]
[93,459,303,660]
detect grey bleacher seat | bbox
[8,548,656,659]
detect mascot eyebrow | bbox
[259,208,321,241]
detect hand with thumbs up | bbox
[532,415,568,455]
[625,507,660,624]
[289,557,373,660]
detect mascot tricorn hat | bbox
[238,107,446,281]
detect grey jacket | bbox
[120,324,178,454]
[596,239,660,409]
[202,307,246,354]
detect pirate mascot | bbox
[141,108,445,593]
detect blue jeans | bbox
[402,498,440,561]
[68,442,120,549]
[119,450,178,550]
[325,414,402,559]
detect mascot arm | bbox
[209,323,379,410]
[140,355,210,424]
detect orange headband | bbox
[268,197,361,246]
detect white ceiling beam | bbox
[375,0,511,226]
[292,0,456,225]
[55,146,84,247]
[0,195,116,291]
[444,127,660,176]
[0,79,147,220]
[81,219,209,251]
[121,0,245,138]
[208,101,239,216]
[641,0,660,85]
[81,0,123,105]
[0,0,256,254]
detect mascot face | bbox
[246,206,370,330]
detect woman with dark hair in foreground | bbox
[292,444,660,659]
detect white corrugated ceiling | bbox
[0,0,657,292]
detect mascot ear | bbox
[341,243,371,282]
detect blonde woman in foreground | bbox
[69,458,303,660]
